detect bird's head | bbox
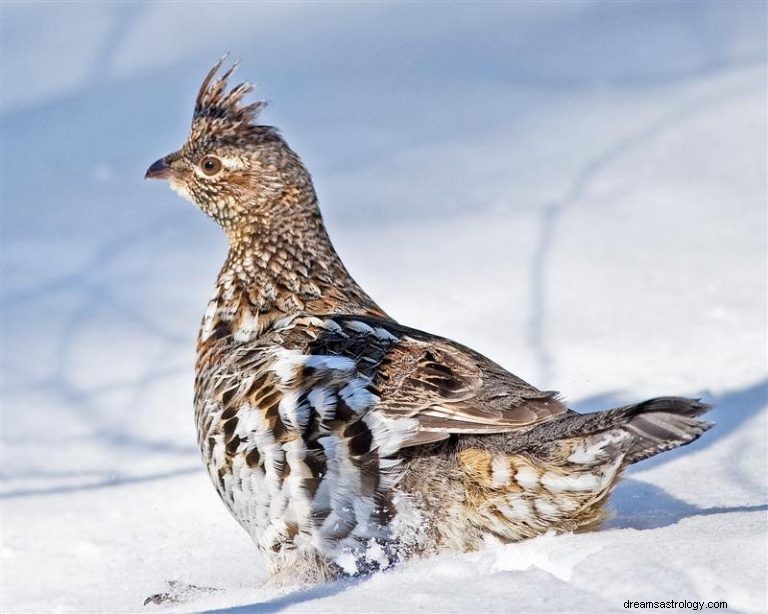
[146,58,313,235]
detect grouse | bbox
[145,59,712,583]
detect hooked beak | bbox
[145,157,173,180]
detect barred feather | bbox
[147,60,714,583]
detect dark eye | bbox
[199,155,222,176]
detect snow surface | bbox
[1,2,766,612]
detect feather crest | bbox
[193,55,267,129]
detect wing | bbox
[279,314,567,447]
[195,313,567,567]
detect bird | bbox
[145,59,713,584]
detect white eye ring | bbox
[199,155,222,176]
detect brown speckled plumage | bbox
[146,59,713,582]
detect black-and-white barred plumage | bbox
[146,59,713,582]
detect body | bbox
[147,60,712,583]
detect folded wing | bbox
[283,314,567,447]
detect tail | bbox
[512,397,714,464]
[456,397,712,542]
[617,397,713,463]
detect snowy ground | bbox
[2,2,766,612]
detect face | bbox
[144,60,289,229]
[146,118,287,227]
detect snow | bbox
[1,2,766,612]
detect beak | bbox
[145,157,173,180]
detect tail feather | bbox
[621,397,713,463]
[510,396,713,464]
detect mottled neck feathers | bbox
[205,190,385,344]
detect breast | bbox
[194,336,421,574]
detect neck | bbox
[202,187,385,344]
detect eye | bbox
[199,155,222,176]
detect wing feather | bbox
[281,314,567,447]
